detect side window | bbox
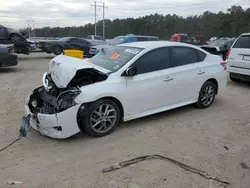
[171,47,198,67]
[149,37,158,41]
[233,35,250,49]
[137,37,149,42]
[132,48,170,74]
[86,36,92,39]
[196,49,207,62]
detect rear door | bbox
[228,34,250,69]
[166,46,208,105]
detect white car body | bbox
[227,33,250,80]
[25,41,227,139]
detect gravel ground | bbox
[0,53,250,188]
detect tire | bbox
[80,99,121,137]
[229,73,240,82]
[195,81,216,109]
[52,45,63,55]
[9,34,22,42]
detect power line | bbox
[91,1,107,37]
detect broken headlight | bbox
[57,89,81,110]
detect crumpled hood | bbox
[48,55,111,88]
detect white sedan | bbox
[24,41,227,139]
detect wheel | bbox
[80,99,121,137]
[195,81,216,109]
[52,45,63,55]
[229,73,240,82]
[9,34,22,42]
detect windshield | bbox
[208,39,228,47]
[88,46,143,72]
[108,36,128,45]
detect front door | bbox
[123,47,172,117]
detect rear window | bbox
[233,35,250,49]
[196,50,207,61]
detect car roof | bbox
[118,35,158,38]
[240,33,250,36]
[118,41,199,49]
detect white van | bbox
[227,33,250,82]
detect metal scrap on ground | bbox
[102,154,230,186]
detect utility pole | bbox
[91,1,107,37]
[32,20,35,37]
[27,20,30,37]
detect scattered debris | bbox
[0,115,30,153]
[239,162,248,169]
[102,154,230,185]
[209,180,226,188]
[224,146,229,151]
[7,180,23,185]
[0,138,21,153]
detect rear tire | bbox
[80,99,121,137]
[195,81,216,109]
[229,73,240,82]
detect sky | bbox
[0,0,249,29]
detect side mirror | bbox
[124,67,137,77]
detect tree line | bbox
[34,5,250,39]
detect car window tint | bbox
[133,47,170,74]
[196,49,207,61]
[171,47,198,66]
[137,37,149,42]
[233,35,250,48]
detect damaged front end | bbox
[23,55,109,139]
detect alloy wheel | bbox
[201,85,215,106]
[90,104,117,133]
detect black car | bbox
[0,44,18,67]
[36,37,93,56]
[0,25,26,42]
[200,38,236,60]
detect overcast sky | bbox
[0,0,249,29]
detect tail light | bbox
[8,48,15,54]
[220,61,227,70]
[225,49,231,59]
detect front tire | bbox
[9,34,22,42]
[80,99,121,137]
[195,81,216,109]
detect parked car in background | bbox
[227,33,250,82]
[0,25,27,42]
[200,38,236,60]
[24,41,226,139]
[27,39,36,51]
[89,34,159,56]
[36,37,93,56]
[0,44,18,67]
[87,35,105,41]
[170,33,207,45]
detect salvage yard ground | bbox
[0,53,250,188]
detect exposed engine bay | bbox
[28,68,108,115]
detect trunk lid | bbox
[48,55,111,88]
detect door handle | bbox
[163,77,174,82]
[197,71,205,75]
